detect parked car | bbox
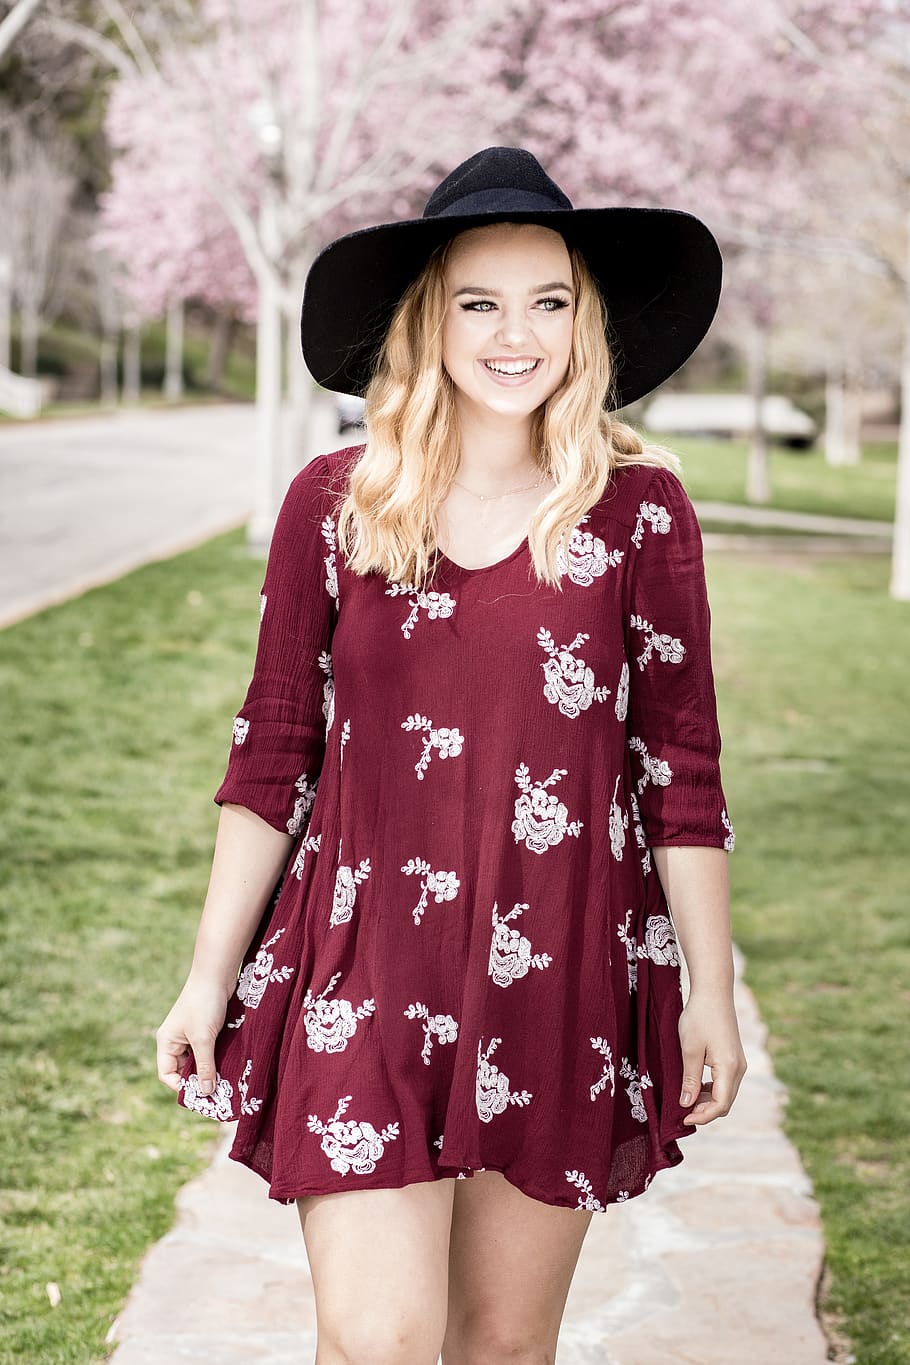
[642,392,817,449]
[337,392,366,434]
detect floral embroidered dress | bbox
[177,444,735,1212]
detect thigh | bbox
[442,1170,594,1364]
[297,1177,455,1365]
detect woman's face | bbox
[441,222,575,422]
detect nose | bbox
[495,303,532,348]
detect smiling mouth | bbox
[480,358,542,377]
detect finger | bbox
[189,1035,217,1096]
[156,1034,189,1092]
[679,1050,706,1107]
[681,1082,720,1124]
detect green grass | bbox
[0,534,264,1362]
[658,433,898,523]
[706,546,910,1364]
[1,523,908,1360]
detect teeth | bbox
[483,359,539,376]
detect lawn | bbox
[650,431,898,524]
[0,518,907,1361]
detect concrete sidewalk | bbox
[107,945,830,1364]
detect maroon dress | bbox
[176,444,735,1211]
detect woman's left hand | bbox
[677,987,748,1126]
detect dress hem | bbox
[230,1120,698,1212]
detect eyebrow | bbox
[453,281,573,297]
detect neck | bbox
[452,393,538,482]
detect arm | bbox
[156,803,292,1095]
[651,845,746,1125]
[623,466,745,1125]
[156,455,339,1097]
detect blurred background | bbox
[0,2,908,1362]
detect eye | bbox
[537,296,571,312]
[459,299,496,312]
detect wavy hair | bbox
[333,228,681,590]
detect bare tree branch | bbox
[0,0,45,62]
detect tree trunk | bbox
[0,253,11,371]
[285,254,315,485]
[746,321,771,504]
[248,180,284,552]
[164,295,184,400]
[123,316,141,403]
[20,301,39,378]
[890,209,910,601]
[206,306,236,390]
[99,324,119,406]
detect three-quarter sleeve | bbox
[622,465,735,851]
[214,453,339,835]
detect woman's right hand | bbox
[155,971,234,1097]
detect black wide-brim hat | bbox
[300,146,722,410]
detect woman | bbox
[157,147,747,1365]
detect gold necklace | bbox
[452,471,546,502]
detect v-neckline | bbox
[434,534,531,576]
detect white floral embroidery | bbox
[238,1058,262,1116]
[512,763,583,853]
[385,582,456,639]
[616,1190,631,1202]
[179,1071,234,1121]
[303,971,376,1053]
[226,1012,245,1029]
[537,627,610,717]
[565,1169,605,1212]
[616,908,678,985]
[318,651,335,731]
[617,909,640,993]
[321,515,339,606]
[237,926,295,1009]
[259,592,267,621]
[232,716,250,746]
[631,500,672,549]
[401,858,460,926]
[340,717,350,769]
[629,791,652,875]
[307,1094,400,1176]
[291,831,322,880]
[475,1037,533,1122]
[400,713,464,779]
[628,736,673,795]
[403,1001,459,1065]
[644,914,679,966]
[331,853,371,927]
[433,1134,444,1150]
[589,1036,616,1101]
[609,773,627,862]
[287,771,318,836]
[722,806,736,852]
[629,614,686,670]
[488,901,553,987]
[614,660,629,722]
[556,513,624,586]
[620,1057,653,1123]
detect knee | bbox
[442,1319,556,1365]
[317,1309,444,1365]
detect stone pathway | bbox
[106,945,830,1364]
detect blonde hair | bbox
[334,228,681,590]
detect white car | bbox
[642,393,817,449]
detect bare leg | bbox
[297,1176,456,1365]
[441,1170,594,1365]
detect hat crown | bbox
[423,146,573,220]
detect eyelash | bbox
[460,297,570,313]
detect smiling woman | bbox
[157,146,745,1365]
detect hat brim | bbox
[300,206,722,410]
